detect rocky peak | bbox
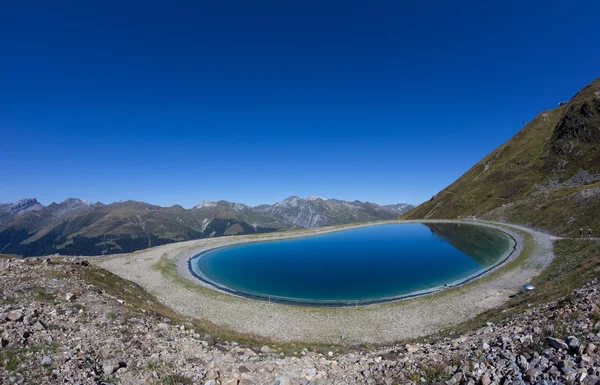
[45,198,94,218]
[6,198,44,215]
[275,196,302,208]
[59,198,91,208]
[193,200,248,211]
[193,200,217,209]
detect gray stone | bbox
[65,292,75,301]
[305,367,317,377]
[566,335,580,349]
[260,345,272,353]
[583,375,600,385]
[276,377,292,385]
[41,356,52,366]
[481,374,491,385]
[7,310,23,322]
[585,343,597,354]
[33,320,48,331]
[204,334,216,346]
[102,360,116,374]
[547,337,568,350]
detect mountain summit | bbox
[403,77,600,236]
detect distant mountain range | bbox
[403,76,600,236]
[0,196,413,257]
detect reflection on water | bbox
[425,223,512,267]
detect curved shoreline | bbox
[93,219,556,343]
[186,223,518,307]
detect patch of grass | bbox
[160,374,193,385]
[420,361,454,383]
[26,342,60,354]
[152,256,226,300]
[55,239,74,250]
[530,239,600,299]
[49,271,71,280]
[0,350,22,372]
[34,289,56,302]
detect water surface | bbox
[189,223,514,305]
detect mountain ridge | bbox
[0,196,413,257]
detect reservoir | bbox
[189,223,515,306]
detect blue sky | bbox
[1,0,599,208]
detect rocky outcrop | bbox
[2,256,600,384]
[0,198,44,226]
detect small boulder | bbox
[204,334,216,346]
[260,345,272,353]
[583,375,600,385]
[102,360,117,374]
[481,374,491,385]
[238,365,250,373]
[65,292,75,301]
[276,377,292,385]
[7,310,23,322]
[585,343,597,355]
[566,335,580,350]
[41,356,52,366]
[34,320,48,331]
[547,337,569,350]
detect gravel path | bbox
[93,220,557,344]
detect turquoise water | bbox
[189,223,515,305]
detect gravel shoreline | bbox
[93,220,556,344]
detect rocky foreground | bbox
[1,257,600,385]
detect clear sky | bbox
[1,1,599,208]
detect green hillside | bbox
[403,77,600,236]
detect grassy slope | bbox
[403,77,600,236]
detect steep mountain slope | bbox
[0,197,413,256]
[403,77,600,236]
